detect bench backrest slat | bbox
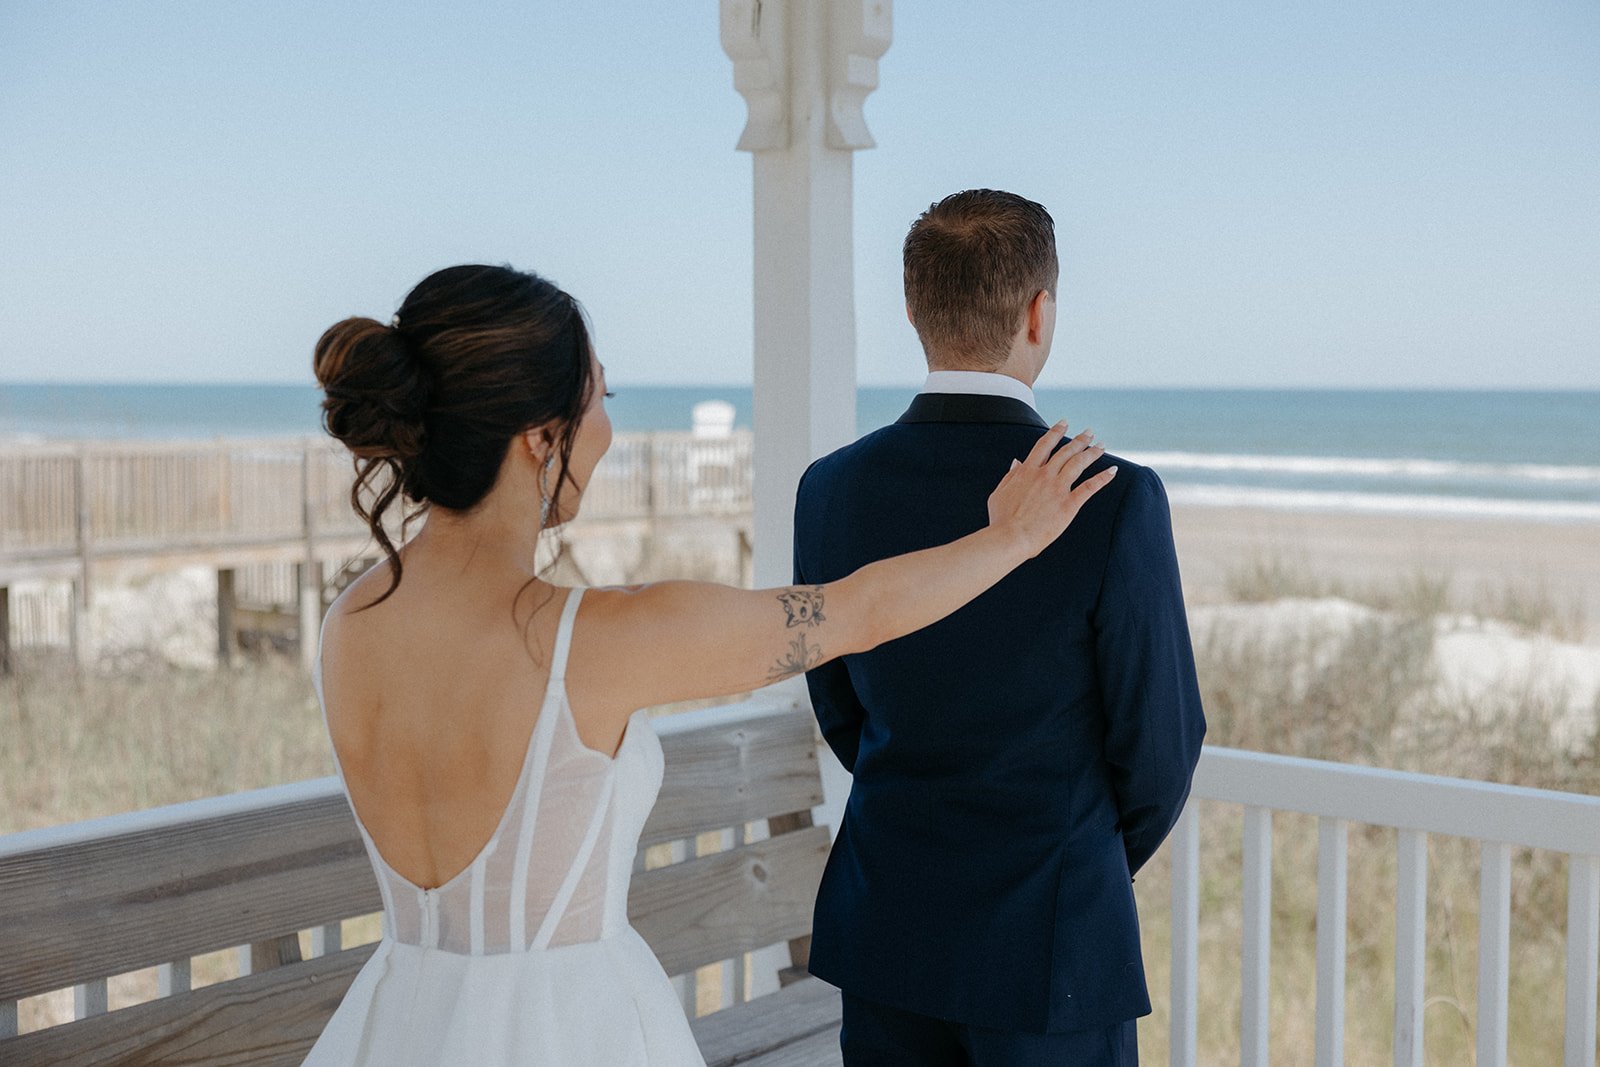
[1,945,376,1067]
[642,705,822,847]
[0,701,827,1061]
[0,792,377,1002]
[632,823,829,976]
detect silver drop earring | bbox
[521,446,555,578]
[537,452,555,529]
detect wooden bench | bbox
[0,702,844,1065]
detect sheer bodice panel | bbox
[312,587,665,956]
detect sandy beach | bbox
[1171,504,1600,633]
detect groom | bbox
[792,189,1206,1065]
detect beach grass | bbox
[1224,553,1587,641]
[0,649,333,835]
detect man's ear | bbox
[1026,289,1051,345]
[905,301,916,327]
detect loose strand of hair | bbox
[343,455,406,613]
[511,307,595,665]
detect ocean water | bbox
[2,383,1597,524]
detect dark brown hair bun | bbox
[313,317,430,462]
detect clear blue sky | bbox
[1,1,1596,388]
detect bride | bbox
[303,264,1113,1065]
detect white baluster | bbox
[1477,841,1512,1067]
[1241,806,1273,1067]
[1566,853,1600,1067]
[1394,829,1428,1067]
[1315,817,1347,1067]
[1169,803,1200,1067]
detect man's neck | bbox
[919,369,1039,411]
[926,365,1034,387]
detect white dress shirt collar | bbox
[919,370,1039,412]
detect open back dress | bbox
[304,587,708,1065]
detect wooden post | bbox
[72,449,90,668]
[216,567,236,667]
[217,446,232,535]
[73,980,107,1019]
[732,821,749,1003]
[0,585,11,677]
[668,837,698,1014]
[721,8,887,941]
[68,578,87,668]
[157,959,191,997]
[299,446,320,671]
[644,434,658,517]
[309,922,342,957]
[237,933,302,977]
[767,810,816,987]
[297,560,322,671]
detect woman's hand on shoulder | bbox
[986,422,1115,559]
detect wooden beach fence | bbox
[0,431,755,673]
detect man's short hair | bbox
[902,189,1058,369]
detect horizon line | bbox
[2,379,1598,394]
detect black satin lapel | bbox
[895,392,1049,429]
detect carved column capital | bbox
[721,0,789,151]
[826,0,891,150]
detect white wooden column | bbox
[721,0,891,1000]
[721,0,890,591]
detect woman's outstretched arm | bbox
[582,423,1115,714]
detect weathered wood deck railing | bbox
[0,700,841,1067]
[1178,748,1600,1067]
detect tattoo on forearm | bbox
[768,632,824,681]
[777,588,826,628]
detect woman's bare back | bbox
[319,557,631,891]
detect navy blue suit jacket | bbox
[792,392,1206,1034]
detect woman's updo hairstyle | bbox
[313,264,597,611]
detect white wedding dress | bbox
[305,587,708,1065]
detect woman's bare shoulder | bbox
[318,569,405,740]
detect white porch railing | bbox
[1173,746,1600,1067]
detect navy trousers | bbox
[840,991,1138,1066]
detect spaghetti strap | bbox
[550,587,585,683]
